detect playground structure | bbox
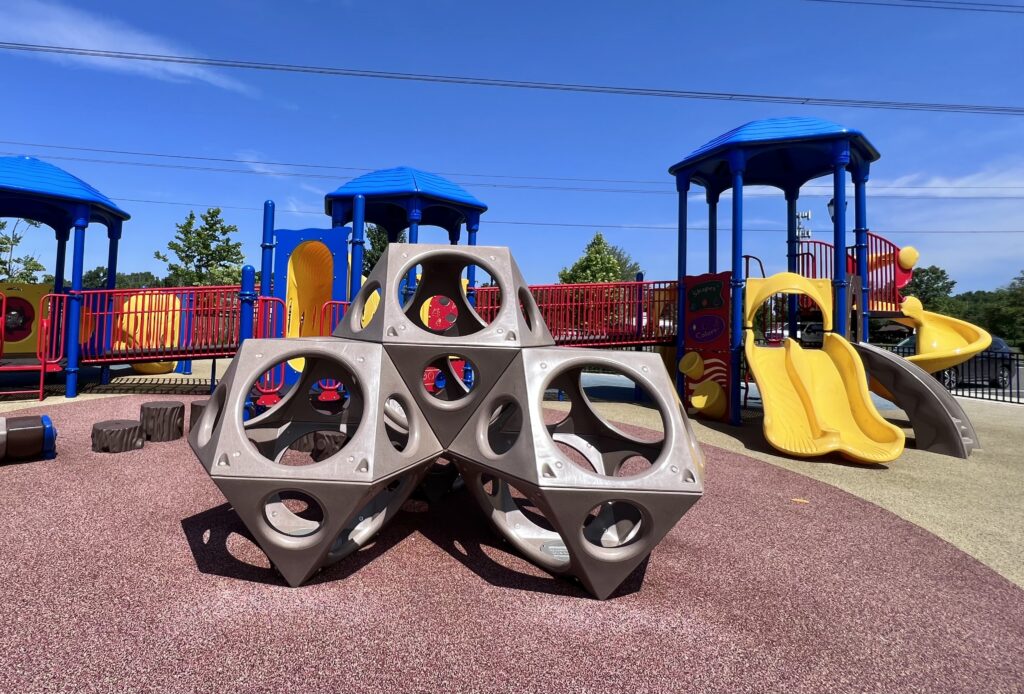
[670,117,992,461]
[743,273,905,463]
[189,243,704,597]
[0,120,1006,464]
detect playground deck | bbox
[1,394,1021,693]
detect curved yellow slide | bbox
[117,293,180,375]
[745,273,904,464]
[894,296,991,374]
[284,245,380,372]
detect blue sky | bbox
[0,0,1021,291]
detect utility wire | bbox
[4,138,1023,191]
[0,41,1021,116]
[5,150,1023,200]
[805,0,1024,13]
[114,196,1024,233]
[0,139,666,185]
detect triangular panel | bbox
[385,343,519,447]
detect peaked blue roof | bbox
[324,166,487,213]
[0,156,130,224]
[669,117,880,194]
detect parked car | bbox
[895,335,1019,390]
[799,322,824,347]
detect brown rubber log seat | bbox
[289,433,316,453]
[140,401,186,442]
[92,420,145,454]
[311,431,347,462]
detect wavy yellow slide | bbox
[893,296,991,374]
[744,273,904,464]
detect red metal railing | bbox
[474,280,677,346]
[21,277,680,401]
[318,300,350,336]
[797,233,904,313]
[859,232,902,311]
[37,294,67,368]
[252,296,287,405]
[75,285,243,364]
[796,240,836,281]
[0,293,67,400]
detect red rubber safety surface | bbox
[1,395,1022,694]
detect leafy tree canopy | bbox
[362,224,405,276]
[901,265,1024,348]
[608,243,643,281]
[558,232,621,284]
[0,218,46,283]
[76,266,164,289]
[904,265,957,313]
[154,208,245,286]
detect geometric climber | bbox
[189,243,705,599]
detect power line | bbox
[0,139,666,186]
[0,41,1021,116]
[5,138,1024,191]
[114,196,1024,233]
[805,0,1024,13]
[6,149,1024,201]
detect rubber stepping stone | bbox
[140,401,185,442]
[290,433,316,453]
[311,431,347,462]
[92,420,145,453]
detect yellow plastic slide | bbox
[117,293,180,375]
[284,245,379,372]
[894,296,991,374]
[744,273,904,464]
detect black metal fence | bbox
[885,345,1023,405]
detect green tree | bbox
[77,266,163,289]
[0,218,46,283]
[362,224,405,276]
[904,264,956,313]
[608,243,643,281]
[1002,271,1024,346]
[154,208,245,286]
[558,232,621,284]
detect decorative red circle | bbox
[4,297,35,342]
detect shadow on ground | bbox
[699,409,893,470]
[181,486,646,599]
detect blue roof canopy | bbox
[668,117,880,195]
[324,166,487,237]
[0,156,130,230]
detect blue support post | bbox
[330,202,352,304]
[174,292,194,375]
[707,191,718,273]
[64,208,88,399]
[466,217,480,293]
[239,264,257,343]
[99,221,121,385]
[674,174,689,399]
[786,189,800,340]
[728,150,746,426]
[53,226,69,293]
[853,163,871,342]
[260,200,275,297]
[349,195,366,303]
[832,141,851,338]
[405,203,421,302]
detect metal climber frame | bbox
[189,244,705,599]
